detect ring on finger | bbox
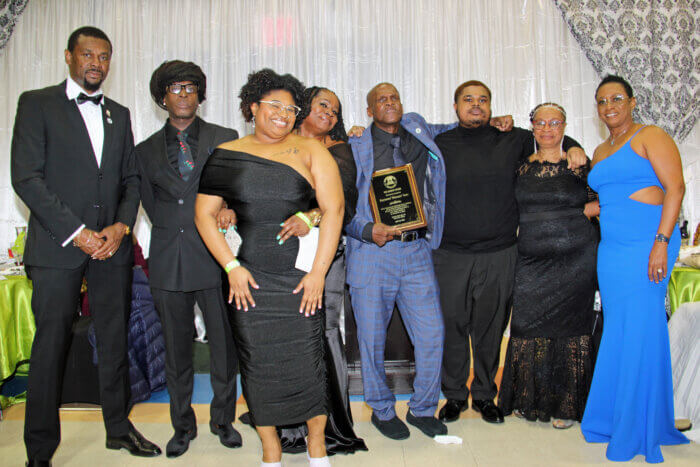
[657,268,663,274]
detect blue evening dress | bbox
[582,127,689,463]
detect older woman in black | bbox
[498,103,599,429]
[195,69,343,467]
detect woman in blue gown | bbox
[582,75,689,463]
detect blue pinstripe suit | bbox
[346,113,454,420]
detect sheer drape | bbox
[0,0,694,253]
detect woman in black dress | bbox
[498,103,599,429]
[256,86,366,455]
[194,69,344,466]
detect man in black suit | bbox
[11,26,161,466]
[135,60,241,457]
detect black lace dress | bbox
[498,159,597,422]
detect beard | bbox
[82,71,104,93]
[461,110,491,128]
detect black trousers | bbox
[151,287,237,432]
[25,260,132,461]
[433,245,516,401]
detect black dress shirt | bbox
[165,118,200,173]
[435,124,580,253]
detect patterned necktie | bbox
[176,131,194,181]
[391,135,406,167]
[76,92,102,105]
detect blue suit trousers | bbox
[349,239,444,420]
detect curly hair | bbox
[596,74,634,98]
[149,60,207,110]
[294,86,348,142]
[238,68,305,122]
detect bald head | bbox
[367,82,398,107]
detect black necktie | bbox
[391,135,406,167]
[177,131,194,181]
[76,92,103,105]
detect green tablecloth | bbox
[669,266,700,315]
[0,275,34,408]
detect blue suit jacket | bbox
[345,112,454,288]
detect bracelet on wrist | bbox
[224,259,240,273]
[309,209,322,226]
[295,211,314,230]
[655,233,669,243]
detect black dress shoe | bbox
[106,425,162,457]
[438,399,468,422]
[371,413,410,440]
[472,399,504,424]
[26,460,51,467]
[406,411,448,437]
[166,428,197,458]
[210,422,242,448]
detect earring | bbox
[252,114,256,127]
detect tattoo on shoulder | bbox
[271,147,300,158]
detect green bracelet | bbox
[295,211,314,230]
[224,259,240,273]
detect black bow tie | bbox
[76,92,103,105]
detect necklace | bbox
[609,124,634,146]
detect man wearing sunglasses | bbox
[135,60,241,457]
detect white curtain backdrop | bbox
[0,0,696,255]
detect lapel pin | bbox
[106,109,113,124]
[106,109,111,118]
[106,117,113,124]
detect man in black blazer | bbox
[135,60,240,457]
[11,27,161,466]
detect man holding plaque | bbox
[433,80,586,425]
[344,82,454,440]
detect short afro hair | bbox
[294,86,348,142]
[454,80,491,102]
[150,60,207,110]
[67,26,112,53]
[238,68,305,122]
[596,74,634,98]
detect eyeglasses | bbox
[167,84,198,95]
[532,119,565,130]
[596,95,629,107]
[259,100,301,117]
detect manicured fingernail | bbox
[222,229,227,234]
[278,240,284,245]
[280,223,284,227]
[276,235,280,240]
[218,228,222,233]
[311,311,315,315]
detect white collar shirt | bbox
[65,77,104,167]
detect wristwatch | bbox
[654,233,669,243]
